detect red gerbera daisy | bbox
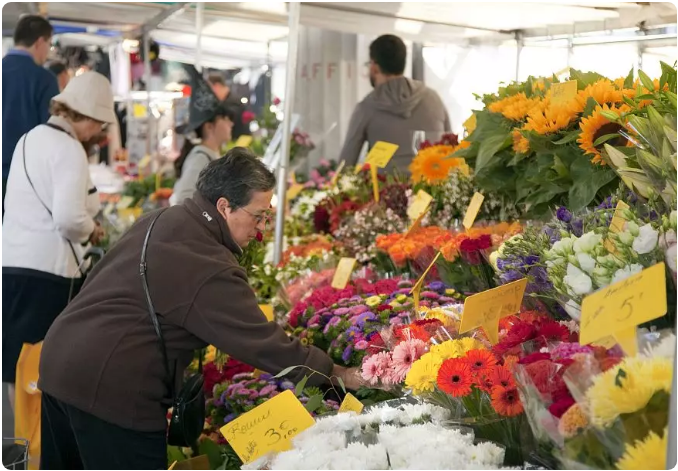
[491,385,524,417]
[536,320,570,346]
[437,359,474,397]
[465,349,498,376]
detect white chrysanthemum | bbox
[642,333,676,359]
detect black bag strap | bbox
[22,127,86,279]
[139,209,202,401]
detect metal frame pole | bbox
[195,2,204,72]
[273,2,301,265]
[143,33,152,158]
[515,30,524,82]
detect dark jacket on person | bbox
[223,92,250,140]
[2,50,60,179]
[339,76,450,173]
[39,193,333,432]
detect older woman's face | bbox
[219,190,273,248]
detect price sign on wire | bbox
[580,262,666,356]
[407,190,434,221]
[220,390,315,464]
[463,114,477,134]
[462,192,485,230]
[603,200,630,253]
[332,257,357,290]
[234,135,254,148]
[550,80,578,106]
[460,278,527,345]
[258,304,274,322]
[370,165,380,202]
[410,252,442,313]
[365,141,399,168]
[338,393,364,415]
[405,203,430,238]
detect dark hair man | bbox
[3,15,60,214]
[208,73,250,140]
[339,34,451,172]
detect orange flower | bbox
[490,365,515,388]
[491,385,524,417]
[512,128,530,154]
[465,349,498,376]
[410,145,468,184]
[503,355,519,371]
[437,358,474,397]
[578,103,632,165]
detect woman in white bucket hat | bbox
[2,71,115,409]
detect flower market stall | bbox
[103,64,676,470]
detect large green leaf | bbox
[199,438,226,470]
[304,394,323,413]
[475,132,511,174]
[522,182,568,207]
[553,130,580,145]
[294,375,309,397]
[570,69,606,89]
[468,111,509,143]
[568,159,617,210]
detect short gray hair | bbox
[197,147,276,209]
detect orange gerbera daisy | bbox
[437,358,474,397]
[409,145,466,184]
[465,349,498,376]
[490,365,515,388]
[491,385,524,417]
[578,103,632,164]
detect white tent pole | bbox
[195,2,204,72]
[143,33,152,157]
[515,30,524,82]
[273,2,301,265]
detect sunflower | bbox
[616,429,668,470]
[578,103,632,164]
[586,356,672,427]
[512,128,530,154]
[405,352,443,395]
[488,93,528,115]
[501,95,544,121]
[437,358,474,397]
[491,384,524,417]
[465,349,498,376]
[409,145,466,184]
[523,102,578,135]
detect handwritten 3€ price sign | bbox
[580,262,666,356]
[459,278,527,345]
[220,390,315,464]
[365,141,399,168]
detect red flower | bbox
[376,305,391,312]
[465,349,498,376]
[476,234,492,250]
[313,204,331,233]
[548,396,575,418]
[536,320,570,345]
[491,385,524,417]
[490,365,515,388]
[272,97,281,106]
[518,352,551,365]
[242,110,256,124]
[255,231,263,242]
[460,238,479,253]
[366,332,386,355]
[437,359,474,397]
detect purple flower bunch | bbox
[496,253,552,293]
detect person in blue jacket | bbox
[2,15,59,215]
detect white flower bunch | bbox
[291,191,329,221]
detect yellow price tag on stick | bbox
[405,203,430,238]
[463,192,484,230]
[550,80,578,106]
[235,135,253,148]
[410,252,442,313]
[330,160,346,187]
[463,113,477,134]
[370,164,380,202]
[460,278,527,345]
[286,183,304,202]
[365,141,399,168]
[407,190,434,221]
[580,262,666,356]
[354,163,365,175]
[604,200,630,253]
[332,257,357,289]
[338,393,364,414]
[168,460,177,470]
[116,196,134,210]
[138,155,151,170]
[258,304,274,322]
[220,390,315,464]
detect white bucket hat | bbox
[52,71,116,123]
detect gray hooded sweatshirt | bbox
[339,77,450,173]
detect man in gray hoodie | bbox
[339,34,451,173]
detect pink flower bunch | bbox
[360,338,427,386]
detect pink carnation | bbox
[391,339,427,380]
[361,352,392,386]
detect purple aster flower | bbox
[428,281,445,292]
[556,207,572,223]
[224,413,237,424]
[355,340,369,350]
[439,296,455,303]
[500,270,523,284]
[280,380,294,390]
[349,305,369,316]
[259,384,277,396]
[596,196,614,210]
[259,373,273,381]
[345,326,363,339]
[522,255,540,267]
[421,291,440,300]
[389,317,403,326]
[328,316,342,327]
[571,219,584,237]
[397,288,412,295]
[342,345,353,363]
[334,307,350,316]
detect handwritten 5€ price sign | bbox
[220,390,315,464]
[580,262,666,356]
[460,278,527,345]
[365,141,399,168]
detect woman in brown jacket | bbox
[38,148,359,469]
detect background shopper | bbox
[2,71,113,411]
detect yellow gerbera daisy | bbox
[578,103,631,165]
[512,128,530,154]
[586,356,672,427]
[430,340,464,360]
[616,429,668,470]
[409,145,466,184]
[405,351,443,395]
[459,336,486,353]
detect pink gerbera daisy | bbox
[391,339,427,381]
[361,352,392,385]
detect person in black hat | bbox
[172,65,235,205]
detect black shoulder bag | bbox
[139,210,205,447]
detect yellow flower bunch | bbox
[489,92,544,121]
[523,102,578,135]
[578,103,632,164]
[616,428,668,470]
[420,307,459,327]
[405,351,443,395]
[429,337,486,361]
[586,356,672,427]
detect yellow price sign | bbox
[604,200,630,253]
[580,262,666,356]
[116,196,134,210]
[407,190,434,221]
[138,155,151,170]
[258,304,274,322]
[460,278,527,345]
[235,135,253,148]
[463,113,477,134]
[370,164,380,202]
[330,160,346,187]
[550,80,578,106]
[338,393,364,414]
[354,163,365,175]
[410,252,442,313]
[462,192,484,230]
[332,257,357,290]
[286,183,304,202]
[220,390,315,464]
[405,203,430,238]
[365,141,399,168]
[133,103,148,118]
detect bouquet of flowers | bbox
[375,226,453,276]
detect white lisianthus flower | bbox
[563,299,582,321]
[625,220,640,236]
[489,250,500,270]
[617,231,635,247]
[563,263,593,296]
[666,244,677,275]
[549,236,575,257]
[573,231,603,254]
[659,229,677,250]
[592,265,612,287]
[632,223,659,254]
[611,263,644,284]
[576,253,597,274]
